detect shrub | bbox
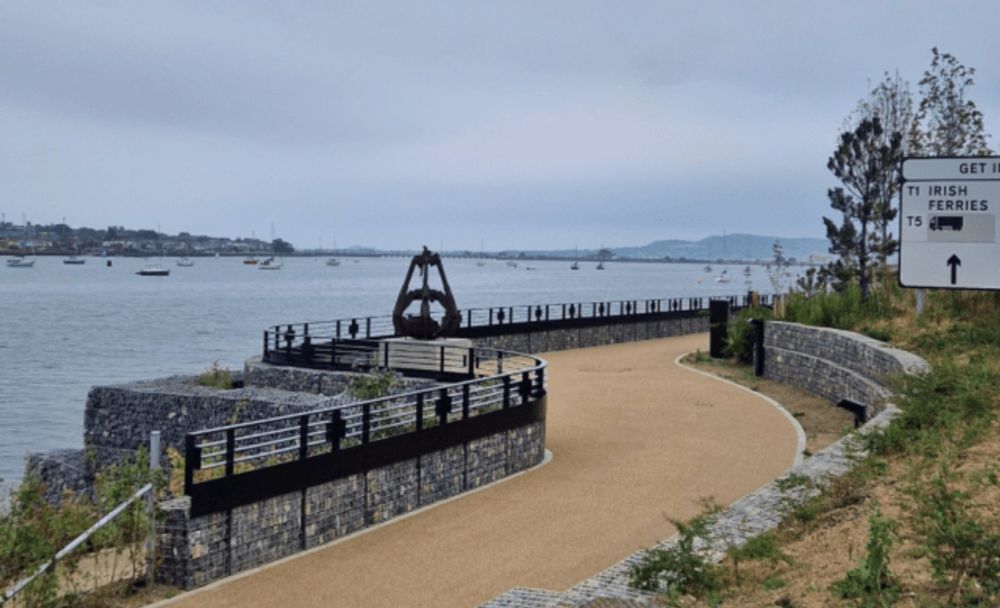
[629,503,721,599]
[196,361,234,389]
[830,504,899,607]
[911,475,1000,604]
[727,306,772,363]
[348,369,397,400]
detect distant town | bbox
[0,221,296,258]
[0,221,832,266]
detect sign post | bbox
[899,157,1000,291]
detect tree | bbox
[846,72,914,265]
[824,117,902,298]
[272,238,295,254]
[910,47,992,156]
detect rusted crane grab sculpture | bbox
[392,247,461,340]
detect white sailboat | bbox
[259,224,284,270]
[6,255,35,268]
[137,224,170,276]
[326,236,340,266]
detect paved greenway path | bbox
[159,334,800,608]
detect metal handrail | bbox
[1,483,153,605]
[184,339,546,496]
[261,292,769,344]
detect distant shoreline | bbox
[0,250,820,266]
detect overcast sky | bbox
[1,1,998,251]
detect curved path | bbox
[158,334,799,608]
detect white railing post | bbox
[146,430,160,586]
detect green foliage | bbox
[781,285,893,330]
[628,503,721,599]
[865,357,996,458]
[348,369,397,400]
[910,475,1000,604]
[824,116,903,298]
[729,533,792,566]
[196,361,234,390]
[910,47,992,156]
[726,306,772,363]
[0,477,93,606]
[831,504,899,607]
[0,448,159,606]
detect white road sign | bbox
[899,157,1000,290]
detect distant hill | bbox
[611,234,829,262]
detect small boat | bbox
[704,265,713,273]
[137,265,170,277]
[476,260,486,267]
[505,261,518,268]
[63,255,86,265]
[714,269,730,283]
[258,256,283,270]
[325,257,341,267]
[570,261,579,270]
[596,261,605,270]
[177,257,195,267]
[6,256,36,268]
[243,257,259,265]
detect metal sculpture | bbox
[392,246,461,340]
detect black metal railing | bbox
[184,339,546,516]
[262,293,772,364]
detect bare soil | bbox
[684,353,855,455]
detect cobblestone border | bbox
[483,323,928,607]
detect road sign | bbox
[899,156,1000,290]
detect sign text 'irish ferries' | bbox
[899,157,1000,291]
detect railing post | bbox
[225,429,235,478]
[502,376,511,408]
[362,403,371,444]
[497,350,504,374]
[545,305,550,321]
[416,393,424,431]
[750,319,766,377]
[436,388,450,425]
[462,384,470,419]
[383,341,390,369]
[365,317,371,339]
[183,434,197,496]
[519,372,531,404]
[468,347,475,376]
[263,330,269,359]
[327,410,344,451]
[489,308,493,326]
[299,415,310,461]
[330,339,337,369]
[336,319,341,339]
[302,335,312,365]
[440,345,446,373]
[146,430,160,587]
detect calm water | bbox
[0,256,777,485]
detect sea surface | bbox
[0,255,781,486]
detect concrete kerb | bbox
[674,353,807,467]
[147,449,554,608]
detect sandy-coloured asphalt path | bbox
[159,334,799,608]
